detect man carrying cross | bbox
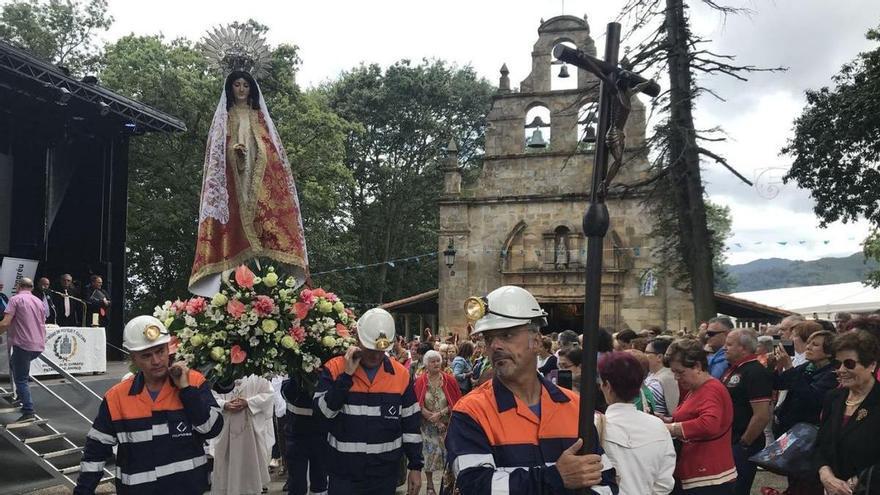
[445,285,618,494]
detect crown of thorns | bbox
[201,23,271,77]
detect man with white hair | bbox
[722,328,773,495]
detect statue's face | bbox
[232,78,250,103]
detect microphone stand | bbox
[49,289,89,327]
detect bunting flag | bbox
[311,236,860,278]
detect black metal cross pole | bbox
[553,22,660,456]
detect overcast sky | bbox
[102,0,880,265]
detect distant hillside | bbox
[726,253,879,292]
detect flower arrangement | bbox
[153,264,356,386]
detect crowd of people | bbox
[5,275,880,494]
[0,272,112,328]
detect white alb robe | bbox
[210,375,275,495]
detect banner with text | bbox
[0,257,39,298]
[30,327,107,376]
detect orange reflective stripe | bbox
[456,381,580,447]
[325,356,411,394]
[104,371,207,420]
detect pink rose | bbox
[325,292,339,303]
[185,297,207,315]
[230,345,247,364]
[226,299,246,319]
[234,265,255,289]
[289,326,306,343]
[252,295,276,317]
[336,323,350,338]
[299,288,316,307]
[292,302,310,320]
[171,299,186,314]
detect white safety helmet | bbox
[123,315,171,352]
[465,285,548,334]
[356,308,396,351]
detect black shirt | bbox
[722,356,773,444]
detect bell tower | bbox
[437,16,693,337]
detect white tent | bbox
[731,282,880,319]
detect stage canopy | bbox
[731,282,880,319]
[0,39,185,354]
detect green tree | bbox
[783,25,880,284]
[0,0,112,74]
[706,202,735,292]
[323,60,494,305]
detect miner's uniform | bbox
[74,315,224,495]
[446,285,619,495]
[314,308,423,494]
[282,376,329,495]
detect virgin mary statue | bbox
[189,25,308,296]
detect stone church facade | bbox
[437,15,694,336]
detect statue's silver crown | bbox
[201,23,271,77]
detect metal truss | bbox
[0,40,186,134]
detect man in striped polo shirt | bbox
[315,307,423,495]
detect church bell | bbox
[558,63,570,78]
[527,128,547,148]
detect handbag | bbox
[748,422,818,476]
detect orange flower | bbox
[312,288,327,298]
[230,345,247,364]
[226,299,246,319]
[293,302,310,320]
[234,265,255,288]
[336,323,350,338]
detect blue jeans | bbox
[11,346,42,414]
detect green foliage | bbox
[706,202,735,292]
[784,25,880,226]
[783,24,880,284]
[0,0,112,74]
[322,60,494,304]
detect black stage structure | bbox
[0,40,185,357]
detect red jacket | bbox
[673,378,736,490]
[414,372,461,410]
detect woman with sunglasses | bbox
[663,338,736,494]
[816,330,880,495]
[772,327,837,495]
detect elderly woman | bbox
[664,338,736,494]
[817,331,880,495]
[414,350,461,495]
[773,327,837,495]
[598,352,676,494]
